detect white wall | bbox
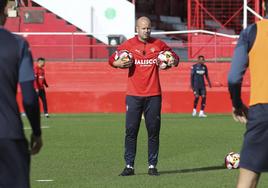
[33,0,135,44]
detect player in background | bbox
[191,55,212,117]
[0,0,43,187]
[109,16,179,176]
[228,0,268,187]
[35,57,49,118]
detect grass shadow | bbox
[159,165,226,175]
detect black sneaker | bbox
[148,167,159,176]
[119,167,135,176]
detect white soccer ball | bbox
[114,50,133,68]
[115,50,133,62]
[157,51,175,69]
[225,152,240,169]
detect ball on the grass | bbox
[157,51,175,69]
[224,152,240,169]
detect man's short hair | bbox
[198,55,205,60]
[0,0,7,13]
[37,57,45,62]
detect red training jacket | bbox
[109,36,179,96]
[34,65,48,90]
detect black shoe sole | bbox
[148,173,160,176]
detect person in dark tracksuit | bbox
[109,16,179,176]
[0,1,43,187]
[191,55,212,117]
[35,57,49,118]
[228,1,268,187]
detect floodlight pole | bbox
[243,0,247,29]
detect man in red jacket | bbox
[109,16,179,176]
[35,57,49,118]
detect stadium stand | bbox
[5,6,108,60]
[9,0,257,113]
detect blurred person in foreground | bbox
[228,1,268,187]
[109,16,179,176]
[0,0,42,187]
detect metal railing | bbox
[15,30,238,62]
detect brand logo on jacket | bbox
[134,59,158,67]
[150,48,156,53]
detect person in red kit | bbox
[35,57,49,118]
[109,16,179,176]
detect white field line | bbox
[36,179,54,182]
[24,126,50,130]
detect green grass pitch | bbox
[22,113,268,188]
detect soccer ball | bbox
[224,152,240,169]
[157,51,175,69]
[114,50,133,68]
